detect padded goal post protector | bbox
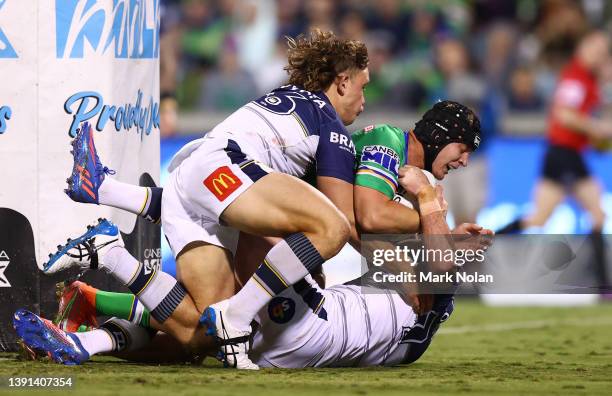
[0,1,161,351]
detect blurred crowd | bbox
[159,0,612,135]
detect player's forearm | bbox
[417,187,451,235]
[417,186,454,271]
[317,176,361,249]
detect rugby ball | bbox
[393,169,437,209]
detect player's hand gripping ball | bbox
[393,168,437,210]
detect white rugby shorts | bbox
[161,137,271,256]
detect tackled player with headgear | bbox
[353,100,482,237]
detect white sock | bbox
[100,246,140,286]
[98,177,149,216]
[73,329,114,356]
[101,246,185,323]
[226,279,270,329]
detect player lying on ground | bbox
[14,167,493,368]
[23,99,480,364]
[14,102,486,366]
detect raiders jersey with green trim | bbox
[352,124,409,199]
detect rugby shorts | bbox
[161,137,271,256]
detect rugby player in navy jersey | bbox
[16,98,492,369]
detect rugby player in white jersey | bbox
[228,101,492,368]
[15,101,492,368]
[38,30,369,369]
[15,158,491,369]
[248,173,490,368]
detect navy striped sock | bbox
[252,233,324,295]
[99,318,154,352]
[141,187,163,224]
[102,247,182,324]
[227,233,325,330]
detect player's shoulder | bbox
[353,124,406,146]
[354,123,404,136]
[252,84,342,133]
[255,85,330,113]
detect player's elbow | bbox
[357,211,385,234]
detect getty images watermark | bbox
[359,234,494,296]
[370,244,491,284]
[359,234,612,294]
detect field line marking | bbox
[438,317,612,335]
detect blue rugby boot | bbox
[43,218,123,275]
[65,121,115,204]
[13,309,90,365]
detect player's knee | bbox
[162,315,211,355]
[313,213,350,259]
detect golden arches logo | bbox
[203,166,243,201]
[211,173,237,195]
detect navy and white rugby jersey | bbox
[184,85,356,184]
[251,276,454,368]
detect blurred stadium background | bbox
[1,2,612,393]
[157,0,612,279]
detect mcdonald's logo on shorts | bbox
[203,166,243,201]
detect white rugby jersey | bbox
[250,276,454,368]
[168,85,356,184]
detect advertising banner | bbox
[0,0,160,350]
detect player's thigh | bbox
[176,242,236,311]
[526,179,566,225]
[163,166,241,312]
[572,177,606,226]
[222,173,350,256]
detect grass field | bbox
[1,300,611,396]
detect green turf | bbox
[1,300,611,396]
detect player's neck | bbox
[407,131,425,169]
[323,86,350,126]
[324,87,341,114]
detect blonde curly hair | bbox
[285,29,368,92]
